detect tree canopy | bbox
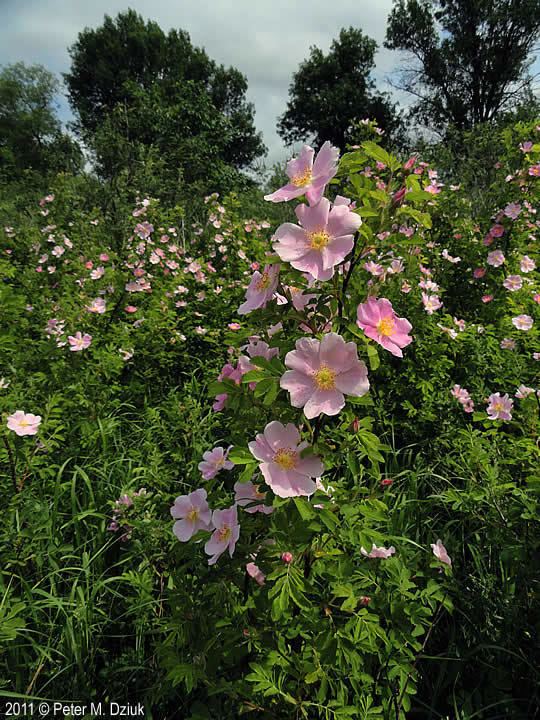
[64,9,265,191]
[385,0,540,133]
[278,28,401,150]
[0,62,82,180]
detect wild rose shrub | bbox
[162,136,538,717]
[0,126,538,718]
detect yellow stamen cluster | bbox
[376,316,395,337]
[217,526,232,542]
[274,448,298,471]
[187,508,199,522]
[309,231,330,251]
[256,272,271,291]
[291,168,313,187]
[314,365,336,390]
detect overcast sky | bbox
[0,0,405,166]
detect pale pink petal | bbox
[303,388,345,418]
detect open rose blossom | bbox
[280,333,369,418]
[486,392,513,421]
[68,332,92,351]
[356,297,413,357]
[512,315,533,331]
[264,141,339,205]
[170,489,212,541]
[234,480,274,514]
[431,539,452,566]
[198,447,234,480]
[7,410,42,436]
[248,421,324,497]
[273,198,361,281]
[361,544,396,559]
[204,505,240,565]
[238,264,280,315]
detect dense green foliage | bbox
[65,10,265,196]
[0,63,82,182]
[1,123,538,718]
[0,7,539,720]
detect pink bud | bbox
[381,478,393,487]
[393,187,406,205]
[281,552,293,564]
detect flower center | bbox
[256,272,271,291]
[273,448,298,470]
[217,526,232,542]
[309,231,330,251]
[314,365,336,390]
[493,402,503,412]
[376,317,395,336]
[187,508,199,522]
[291,168,313,187]
[19,419,29,427]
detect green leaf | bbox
[366,343,380,371]
[242,369,268,383]
[228,446,254,464]
[294,497,316,520]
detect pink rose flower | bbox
[244,338,279,362]
[238,264,280,315]
[90,266,105,280]
[487,250,505,267]
[512,315,533,331]
[212,393,228,412]
[504,202,521,220]
[86,298,106,314]
[234,481,273,514]
[516,385,535,399]
[280,333,369,418]
[248,421,324,498]
[421,293,443,314]
[486,392,513,421]
[520,255,536,273]
[264,141,339,205]
[68,332,92,351]
[361,543,396,559]
[431,539,452,566]
[273,198,361,282]
[170,488,212,541]
[198,447,234,480]
[503,275,523,291]
[356,297,413,357]
[205,506,240,565]
[7,410,42,436]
